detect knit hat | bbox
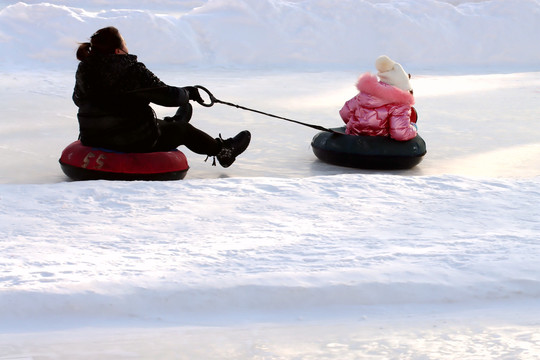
[375,55,412,92]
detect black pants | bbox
[151,120,221,156]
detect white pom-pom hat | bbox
[375,55,412,92]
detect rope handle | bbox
[194,85,217,107]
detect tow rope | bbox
[194,85,339,134]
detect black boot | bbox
[216,130,251,168]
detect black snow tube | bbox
[311,127,426,170]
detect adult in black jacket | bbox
[73,26,250,168]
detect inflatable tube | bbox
[311,127,426,170]
[59,140,189,181]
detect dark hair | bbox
[76,26,123,61]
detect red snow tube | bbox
[59,140,189,181]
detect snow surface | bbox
[1,0,540,359]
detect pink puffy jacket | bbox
[339,73,417,141]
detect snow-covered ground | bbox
[1,1,540,359]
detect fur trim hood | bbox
[356,72,414,106]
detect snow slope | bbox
[1,0,540,70]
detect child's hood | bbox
[356,73,415,106]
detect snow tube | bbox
[311,127,426,170]
[59,140,189,181]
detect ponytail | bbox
[76,42,92,61]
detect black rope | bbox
[194,85,339,134]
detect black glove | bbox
[185,86,203,103]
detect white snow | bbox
[1,1,540,359]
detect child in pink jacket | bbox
[339,55,417,141]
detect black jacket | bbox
[73,54,190,152]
